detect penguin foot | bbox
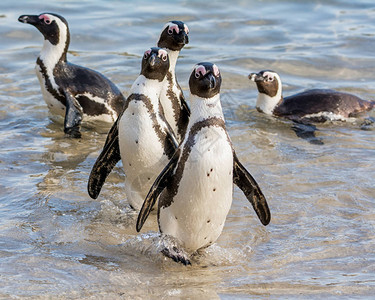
[159,234,191,265]
[161,246,191,266]
[291,122,324,145]
[360,117,375,131]
[64,127,82,138]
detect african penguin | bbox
[87,21,190,202]
[18,13,125,138]
[157,21,190,142]
[249,70,375,123]
[88,47,178,211]
[137,62,271,265]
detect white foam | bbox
[302,111,356,122]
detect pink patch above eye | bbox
[168,24,179,34]
[213,64,220,76]
[39,14,50,23]
[158,49,168,61]
[144,49,152,56]
[184,24,189,34]
[158,49,168,57]
[195,65,206,77]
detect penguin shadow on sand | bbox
[248,70,375,145]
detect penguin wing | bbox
[233,152,271,225]
[63,91,83,138]
[87,116,122,199]
[180,94,191,117]
[165,127,179,158]
[136,148,180,232]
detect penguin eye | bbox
[213,64,220,77]
[167,24,179,35]
[263,72,275,82]
[194,65,206,79]
[184,24,189,34]
[143,49,151,59]
[39,15,51,25]
[158,50,168,61]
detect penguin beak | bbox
[18,15,40,26]
[148,53,157,67]
[248,72,264,82]
[207,73,216,89]
[176,32,189,46]
[182,32,189,45]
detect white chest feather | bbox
[160,126,233,252]
[118,76,170,210]
[256,93,281,115]
[159,94,233,253]
[35,19,67,115]
[35,64,65,116]
[255,73,283,115]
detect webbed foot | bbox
[161,246,191,266]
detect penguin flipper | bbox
[165,129,179,158]
[180,94,191,117]
[291,120,324,145]
[136,149,180,232]
[87,117,121,199]
[64,91,83,138]
[233,152,271,225]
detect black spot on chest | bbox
[160,117,231,209]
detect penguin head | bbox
[18,13,69,46]
[189,62,222,99]
[141,47,170,81]
[158,21,189,51]
[248,70,281,98]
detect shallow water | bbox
[1,0,375,298]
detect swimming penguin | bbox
[88,47,178,211]
[137,62,271,265]
[157,21,190,142]
[18,13,125,138]
[249,70,375,123]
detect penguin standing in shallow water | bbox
[137,63,271,265]
[249,70,375,123]
[157,21,190,142]
[18,13,125,138]
[87,22,189,202]
[88,48,178,211]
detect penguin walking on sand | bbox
[157,21,190,142]
[249,70,375,123]
[88,48,178,211]
[18,13,125,138]
[136,62,271,265]
[87,21,189,202]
